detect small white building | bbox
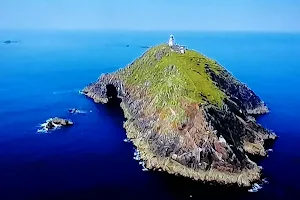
[168,35,187,54]
[168,35,175,47]
[180,46,185,54]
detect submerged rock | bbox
[4,40,18,44]
[83,43,277,186]
[69,108,79,114]
[123,138,130,143]
[68,108,89,114]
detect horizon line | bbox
[1,28,300,34]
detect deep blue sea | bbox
[0,30,299,200]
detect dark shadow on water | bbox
[35,171,250,200]
[264,138,276,150]
[152,171,249,200]
[247,138,277,164]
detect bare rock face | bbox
[82,44,277,186]
[52,117,74,126]
[45,117,73,130]
[205,66,269,115]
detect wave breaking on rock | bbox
[37,117,74,133]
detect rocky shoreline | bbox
[82,44,277,187]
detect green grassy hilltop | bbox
[121,44,226,125]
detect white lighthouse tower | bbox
[168,35,175,47]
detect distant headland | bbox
[3,40,18,44]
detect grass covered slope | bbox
[123,44,225,106]
[120,44,226,129]
[83,43,276,186]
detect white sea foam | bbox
[253,183,263,190]
[37,128,47,133]
[133,150,141,160]
[78,90,85,95]
[248,188,258,193]
[74,110,87,114]
[262,178,269,184]
[132,149,149,171]
[37,118,61,133]
[248,182,264,193]
[53,89,80,95]
[69,109,89,114]
[139,161,145,166]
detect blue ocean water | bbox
[0,30,299,200]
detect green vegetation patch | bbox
[121,44,225,124]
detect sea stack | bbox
[82,41,277,186]
[45,117,74,130]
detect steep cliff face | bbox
[83,44,277,186]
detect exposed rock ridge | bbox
[204,65,269,115]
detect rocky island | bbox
[45,117,74,130]
[82,37,277,187]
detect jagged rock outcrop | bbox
[46,117,74,130]
[82,44,277,186]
